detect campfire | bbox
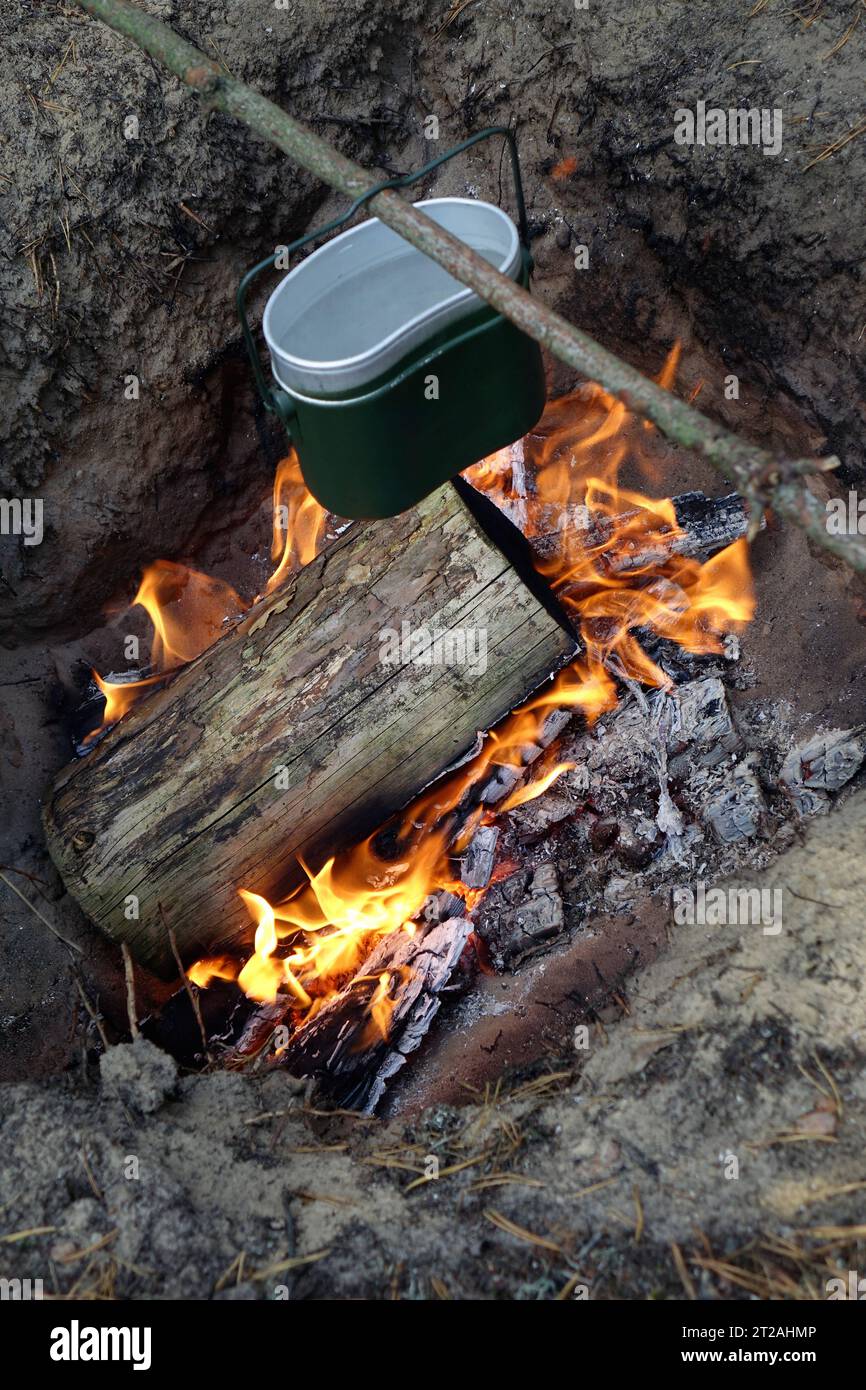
[48,349,765,1109]
[10,0,866,1321]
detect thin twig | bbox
[671,1241,697,1299]
[803,115,866,171]
[71,969,111,1050]
[0,870,83,953]
[0,862,47,885]
[120,943,140,1038]
[159,900,211,1060]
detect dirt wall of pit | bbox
[2,0,865,637]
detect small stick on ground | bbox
[671,1241,697,1299]
[804,116,866,171]
[160,901,211,1062]
[71,968,111,1051]
[79,1146,104,1202]
[0,863,47,885]
[120,943,140,1039]
[0,870,83,954]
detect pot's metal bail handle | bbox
[237,255,299,436]
[236,125,533,430]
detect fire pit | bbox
[38,352,865,1118]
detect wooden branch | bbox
[0,869,83,955]
[43,485,576,977]
[69,0,866,572]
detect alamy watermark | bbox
[50,1322,151,1370]
[0,1276,43,1300]
[826,491,866,535]
[672,881,783,936]
[674,101,782,157]
[826,1271,866,1299]
[0,497,43,546]
[379,621,488,675]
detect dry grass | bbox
[802,117,866,170]
[484,1208,564,1254]
[248,1249,331,1283]
[434,0,481,39]
[57,1257,119,1301]
[684,1225,866,1300]
[823,6,861,58]
[468,1172,545,1194]
[0,1225,57,1243]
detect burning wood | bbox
[43,481,577,977]
[510,488,756,573]
[270,916,473,1114]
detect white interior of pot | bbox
[263,198,521,396]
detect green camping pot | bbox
[238,128,546,520]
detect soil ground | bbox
[1,796,865,1300]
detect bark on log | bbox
[43,484,576,977]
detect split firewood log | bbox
[43,483,576,976]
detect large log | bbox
[43,484,577,977]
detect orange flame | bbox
[470,346,755,692]
[498,761,576,812]
[218,656,617,1033]
[91,669,168,732]
[207,344,748,1042]
[88,456,325,739]
[86,561,247,740]
[354,967,411,1049]
[210,828,453,1028]
[133,560,247,668]
[266,451,327,594]
[188,957,237,988]
[237,889,312,1007]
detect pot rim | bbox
[263,197,520,394]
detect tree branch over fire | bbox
[70,0,864,572]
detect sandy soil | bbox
[1,794,864,1300]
